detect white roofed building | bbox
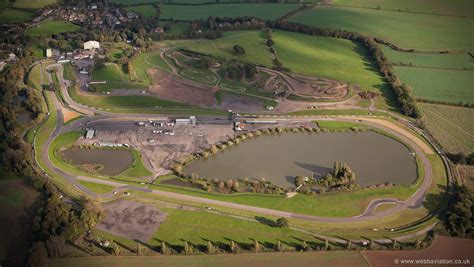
[84,41,100,50]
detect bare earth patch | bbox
[61,105,81,123]
[219,91,264,113]
[96,200,166,242]
[148,68,217,106]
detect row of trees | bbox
[269,20,421,118]
[0,48,43,175]
[113,231,436,256]
[447,152,474,165]
[445,185,473,238]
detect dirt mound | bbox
[148,69,216,107]
[96,200,166,242]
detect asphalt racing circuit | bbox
[34,62,452,239]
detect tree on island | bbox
[333,161,356,184]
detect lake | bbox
[61,148,133,176]
[184,131,417,188]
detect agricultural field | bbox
[13,0,57,9]
[381,46,474,69]
[366,236,474,267]
[124,5,157,18]
[331,0,474,17]
[156,21,190,36]
[50,251,368,267]
[458,165,474,190]
[25,20,80,37]
[0,8,34,24]
[0,174,38,267]
[289,6,474,51]
[420,103,474,154]
[160,3,302,21]
[393,66,474,104]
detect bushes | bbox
[445,185,474,238]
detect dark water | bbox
[62,148,133,176]
[184,131,417,188]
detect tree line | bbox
[267,20,421,118]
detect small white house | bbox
[83,40,100,50]
[46,49,53,58]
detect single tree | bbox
[233,44,245,55]
[276,217,289,228]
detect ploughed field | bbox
[184,131,417,188]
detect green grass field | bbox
[91,64,148,91]
[78,180,114,194]
[92,64,127,81]
[167,31,274,66]
[331,0,474,17]
[166,30,395,110]
[289,6,474,51]
[50,251,368,267]
[160,3,302,21]
[0,8,34,23]
[152,208,319,247]
[159,22,189,36]
[316,120,365,130]
[115,150,152,179]
[131,52,173,84]
[393,66,474,104]
[13,0,57,9]
[27,64,43,90]
[25,21,79,37]
[420,103,474,154]
[68,85,224,115]
[152,176,417,217]
[272,30,387,92]
[381,47,474,70]
[124,5,157,18]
